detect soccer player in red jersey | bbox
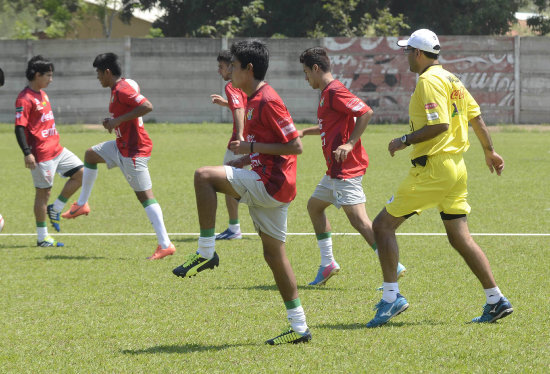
[173,40,311,345]
[15,55,84,247]
[210,50,247,240]
[298,47,406,286]
[62,53,175,260]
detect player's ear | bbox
[246,63,253,73]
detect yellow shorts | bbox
[386,153,471,218]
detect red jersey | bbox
[109,78,152,158]
[225,82,247,149]
[244,84,299,203]
[318,80,371,179]
[15,87,63,162]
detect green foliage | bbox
[147,27,164,38]
[0,123,548,372]
[526,0,550,35]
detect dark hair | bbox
[93,53,122,76]
[230,40,269,81]
[299,47,331,72]
[217,50,232,64]
[421,47,440,60]
[26,55,54,81]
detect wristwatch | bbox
[400,134,411,146]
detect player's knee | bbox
[194,167,211,185]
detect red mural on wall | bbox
[324,37,515,123]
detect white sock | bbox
[318,237,334,267]
[197,236,215,259]
[287,306,308,334]
[229,223,240,233]
[77,167,98,206]
[484,286,503,304]
[52,198,65,213]
[382,282,399,303]
[37,226,48,242]
[144,203,171,248]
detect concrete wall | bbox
[0,36,548,125]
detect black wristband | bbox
[23,147,32,156]
[250,142,254,153]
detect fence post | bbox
[26,39,33,62]
[514,35,520,124]
[220,37,228,123]
[125,36,132,78]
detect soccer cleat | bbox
[215,228,243,240]
[377,262,407,291]
[366,293,409,328]
[61,202,90,219]
[308,261,340,286]
[37,235,64,247]
[147,243,176,260]
[172,251,219,278]
[47,204,61,232]
[265,328,312,345]
[470,297,513,323]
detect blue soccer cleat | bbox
[215,228,242,240]
[366,293,409,328]
[308,261,340,286]
[470,297,513,323]
[47,204,61,232]
[37,235,64,247]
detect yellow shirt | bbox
[408,65,481,160]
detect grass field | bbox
[0,123,548,373]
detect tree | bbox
[87,0,142,38]
[526,0,550,35]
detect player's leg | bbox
[31,162,63,247]
[442,215,512,323]
[62,147,104,219]
[216,149,243,240]
[259,230,310,345]
[343,203,406,281]
[306,196,340,286]
[173,165,240,277]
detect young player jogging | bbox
[62,53,175,260]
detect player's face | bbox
[35,71,53,89]
[230,58,246,89]
[404,46,419,73]
[96,68,110,87]
[218,61,231,81]
[303,64,318,89]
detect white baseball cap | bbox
[397,29,440,54]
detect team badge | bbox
[247,108,254,120]
[451,103,459,117]
[320,97,325,107]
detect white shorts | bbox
[223,148,250,169]
[224,165,289,242]
[31,148,83,188]
[311,175,366,209]
[92,140,152,192]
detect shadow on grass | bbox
[121,342,253,355]
[171,236,255,244]
[44,255,106,260]
[215,284,342,292]
[316,319,446,330]
[0,244,30,249]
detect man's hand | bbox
[484,150,504,176]
[229,140,251,155]
[102,117,118,133]
[24,154,36,170]
[388,138,408,157]
[211,94,228,107]
[333,143,353,162]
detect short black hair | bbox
[299,47,331,72]
[230,40,269,81]
[26,55,54,81]
[93,53,122,76]
[217,50,232,64]
[421,49,440,60]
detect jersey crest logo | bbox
[451,103,459,117]
[247,108,254,120]
[320,97,325,107]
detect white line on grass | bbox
[1,232,549,236]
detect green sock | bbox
[200,228,215,237]
[36,221,47,227]
[284,298,301,310]
[141,198,158,208]
[371,242,377,251]
[57,195,68,203]
[84,161,97,169]
[316,232,331,240]
[229,218,239,225]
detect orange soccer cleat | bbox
[147,243,176,260]
[61,202,91,219]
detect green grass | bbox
[0,123,549,373]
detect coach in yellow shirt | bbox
[366,29,513,328]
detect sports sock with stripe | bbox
[316,232,334,267]
[143,199,171,249]
[382,282,399,303]
[285,298,308,334]
[36,222,48,242]
[197,228,215,259]
[484,286,504,304]
[77,163,98,206]
[52,195,68,213]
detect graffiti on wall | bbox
[324,37,515,123]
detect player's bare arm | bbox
[298,126,321,138]
[388,122,449,156]
[469,114,504,175]
[226,155,251,169]
[230,137,303,156]
[334,109,373,162]
[233,107,245,141]
[103,100,153,132]
[211,94,229,107]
